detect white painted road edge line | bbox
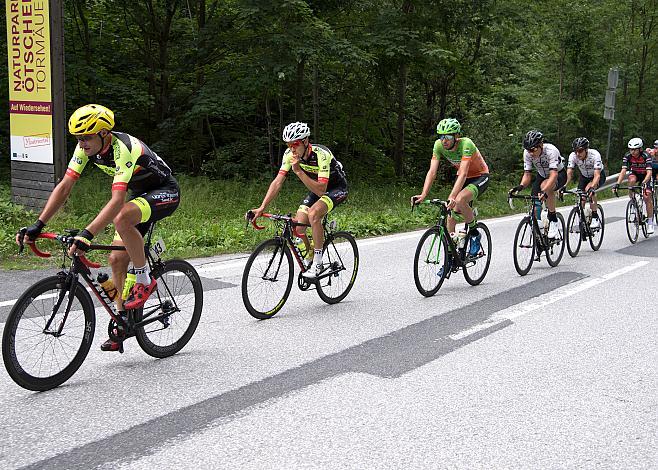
[449,260,649,341]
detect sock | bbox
[134,264,151,285]
[313,249,323,269]
[548,211,558,222]
[467,220,477,230]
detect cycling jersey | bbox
[66,132,172,193]
[279,144,347,188]
[567,149,604,178]
[523,143,564,177]
[621,150,652,175]
[432,137,489,178]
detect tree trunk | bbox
[295,58,305,121]
[265,92,277,177]
[313,66,320,141]
[393,61,408,177]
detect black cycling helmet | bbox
[523,130,544,150]
[572,137,589,151]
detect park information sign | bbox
[6,0,54,164]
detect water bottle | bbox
[541,208,549,229]
[294,237,306,255]
[456,229,467,249]
[122,267,136,300]
[97,272,117,301]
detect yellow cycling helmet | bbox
[68,104,115,135]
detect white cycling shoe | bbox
[547,221,559,239]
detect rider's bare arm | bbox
[85,189,128,236]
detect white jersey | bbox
[523,142,564,178]
[567,149,604,178]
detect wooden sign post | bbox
[6,0,66,211]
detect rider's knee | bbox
[108,250,129,269]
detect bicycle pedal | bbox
[119,343,124,354]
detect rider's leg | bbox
[114,202,147,276]
[307,199,330,269]
[108,237,130,311]
[295,206,312,252]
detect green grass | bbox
[0,172,614,270]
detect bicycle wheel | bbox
[546,212,566,267]
[641,202,649,238]
[513,217,535,276]
[135,259,203,358]
[566,207,582,258]
[589,204,605,251]
[316,231,359,304]
[413,227,449,296]
[2,276,95,391]
[626,199,639,244]
[463,222,492,286]
[241,238,294,319]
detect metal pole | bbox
[605,119,613,169]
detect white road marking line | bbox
[449,260,649,341]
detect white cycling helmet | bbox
[654,139,658,147]
[628,137,643,149]
[282,122,310,142]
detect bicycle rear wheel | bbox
[2,276,95,391]
[626,199,639,244]
[463,222,492,286]
[566,207,582,258]
[136,259,203,358]
[513,217,535,276]
[316,231,359,304]
[546,212,566,267]
[242,238,294,319]
[413,227,449,297]
[589,204,605,251]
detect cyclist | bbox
[509,130,566,239]
[248,122,348,279]
[16,104,180,351]
[561,137,606,229]
[613,137,653,234]
[411,118,490,256]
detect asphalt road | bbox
[0,196,656,469]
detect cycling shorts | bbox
[299,184,348,213]
[578,170,606,191]
[114,175,180,241]
[461,174,489,201]
[532,169,567,196]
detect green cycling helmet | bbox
[436,118,461,135]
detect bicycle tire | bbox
[2,276,95,391]
[513,217,535,276]
[413,227,449,296]
[566,207,582,258]
[316,231,359,304]
[546,212,566,267]
[135,259,203,358]
[589,204,605,251]
[241,238,294,319]
[462,222,492,286]
[626,199,639,244]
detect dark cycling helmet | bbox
[523,130,544,150]
[572,137,589,151]
[436,118,461,135]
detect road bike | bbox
[562,188,605,257]
[2,225,203,391]
[617,185,650,244]
[242,211,358,318]
[412,199,492,297]
[508,193,565,276]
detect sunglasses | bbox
[527,146,539,152]
[438,134,455,141]
[75,135,95,143]
[286,139,304,148]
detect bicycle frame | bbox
[508,194,554,254]
[248,212,344,282]
[619,185,647,224]
[23,226,180,340]
[563,189,596,239]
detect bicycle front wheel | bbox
[513,217,535,276]
[566,207,582,258]
[626,199,639,244]
[241,238,294,319]
[2,276,95,391]
[463,222,492,286]
[589,204,605,251]
[546,212,566,267]
[316,231,359,304]
[136,259,203,358]
[413,227,449,296]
